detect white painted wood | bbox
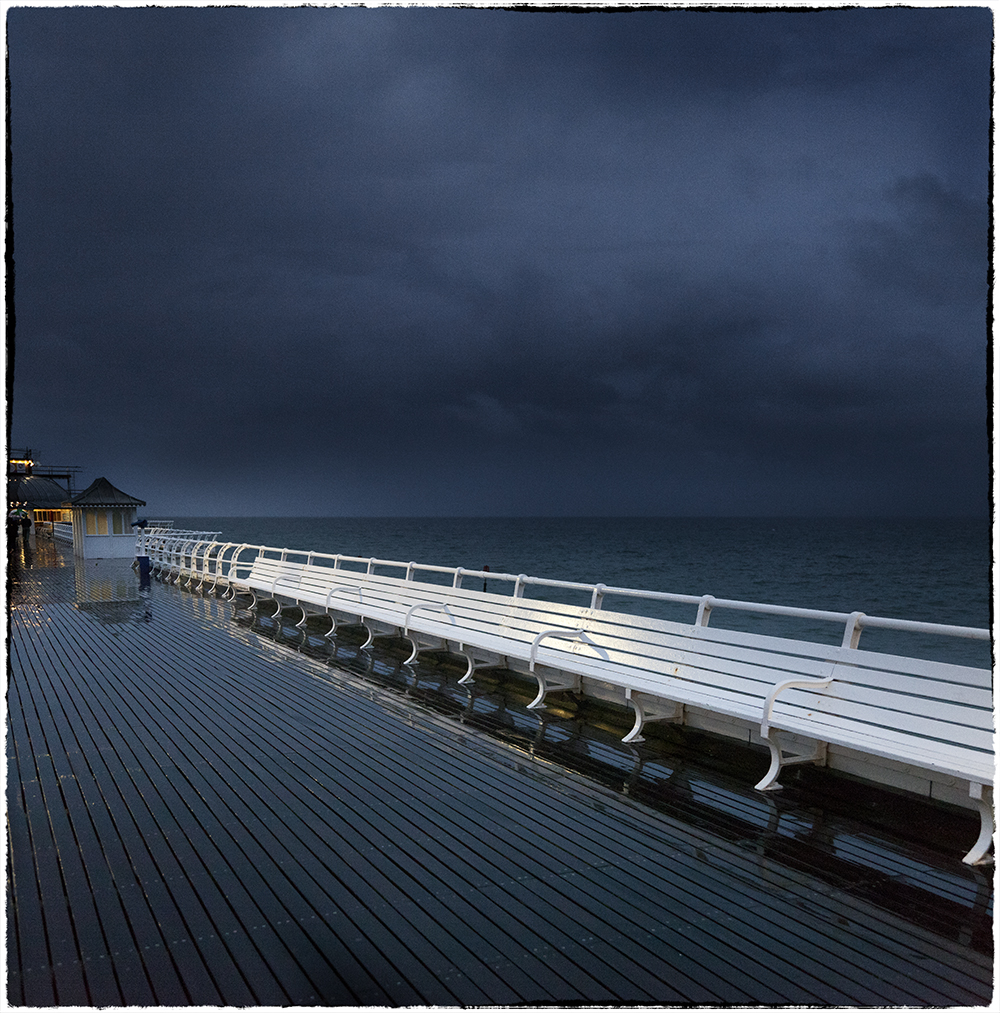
[147,539,994,863]
[238,557,993,761]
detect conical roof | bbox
[71,477,146,508]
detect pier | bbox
[8,537,994,1005]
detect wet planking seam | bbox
[111,587,992,1004]
[11,571,996,1004]
[4,828,28,1006]
[12,622,222,1002]
[12,619,242,1005]
[44,623,501,1007]
[5,704,57,1006]
[7,648,96,1005]
[50,599,620,1004]
[14,661,156,1005]
[12,613,302,1007]
[24,599,488,1004]
[107,587,968,1004]
[24,603,382,1008]
[14,625,203,1003]
[189,607,992,996]
[17,640,433,1004]
[59,603,433,1008]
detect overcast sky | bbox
[7,4,992,516]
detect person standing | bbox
[20,510,33,549]
[7,506,22,547]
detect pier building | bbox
[6,449,78,539]
[69,476,146,559]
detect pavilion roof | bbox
[71,476,146,508]
[7,474,72,509]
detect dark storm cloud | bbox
[8,6,991,516]
[848,175,987,305]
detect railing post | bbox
[695,594,715,626]
[590,583,606,610]
[453,567,465,589]
[842,611,865,649]
[514,574,527,599]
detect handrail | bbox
[143,536,990,651]
[135,528,220,559]
[227,544,260,580]
[210,543,239,577]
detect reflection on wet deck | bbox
[7,539,994,1006]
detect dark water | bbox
[173,517,991,668]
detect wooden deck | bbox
[7,538,994,1006]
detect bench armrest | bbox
[271,572,299,596]
[404,601,456,634]
[760,674,835,737]
[529,628,587,672]
[324,585,364,609]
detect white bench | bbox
[221,552,994,865]
[143,540,993,865]
[758,648,994,863]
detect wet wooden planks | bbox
[7,549,994,1006]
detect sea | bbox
[171,516,992,669]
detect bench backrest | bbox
[237,553,993,782]
[766,650,993,781]
[241,556,860,699]
[226,550,1000,784]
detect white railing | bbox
[136,528,221,576]
[141,535,991,653]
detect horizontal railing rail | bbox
[140,535,991,653]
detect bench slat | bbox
[245,555,994,737]
[265,560,989,685]
[767,711,994,784]
[231,554,994,809]
[778,681,992,732]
